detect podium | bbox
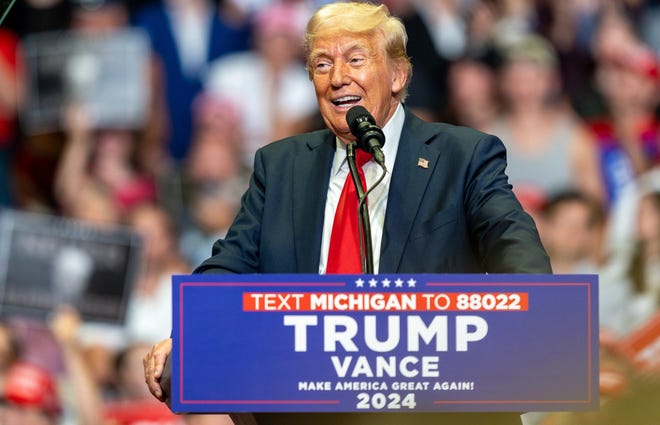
[167,274,598,419]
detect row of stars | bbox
[354,278,417,288]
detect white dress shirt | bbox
[319,103,405,274]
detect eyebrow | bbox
[309,42,372,64]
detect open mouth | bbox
[332,95,361,108]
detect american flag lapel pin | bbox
[417,157,429,169]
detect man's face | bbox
[544,201,593,262]
[309,32,406,143]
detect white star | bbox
[369,278,378,288]
[407,278,417,288]
[355,279,365,288]
[395,278,404,288]
[382,279,391,288]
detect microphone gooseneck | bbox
[346,142,373,274]
[344,106,389,274]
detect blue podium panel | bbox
[170,274,598,413]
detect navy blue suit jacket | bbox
[196,108,551,275]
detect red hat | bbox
[2,362,61,416]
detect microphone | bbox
[346,106,386,167]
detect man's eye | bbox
[315,62,331,72]
[350,57,365,65]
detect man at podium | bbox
[144,2,551,424]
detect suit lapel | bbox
[379,112,442,273]
[292,131,336,272]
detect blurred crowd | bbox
[0,0,660,423]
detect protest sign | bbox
[0,209,141,323]
[22,28,149,134]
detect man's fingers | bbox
[144,353,161,398]
[147,359,164,400]
[153,338,172,380]
[150,380,164,400]
[143,338,172,402]
[153,351,167,379]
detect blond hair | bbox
[305,1,412,100]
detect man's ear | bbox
[391,60,408,96]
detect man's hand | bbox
[143,338,172,401]
[49,306,82,347]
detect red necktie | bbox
[326,149,372,274]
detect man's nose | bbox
[330,61,350,87]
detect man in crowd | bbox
[144,2,551,424]
[0,362,61,425]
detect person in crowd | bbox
[124,203,190,345]
[486,34,604,208]
[54,105,157,220]
[158,91,247,223]
[54,307,223,425]
[67,0,160,196]
[80,343,117,401]
[601,182,660,337]
[444,55,500,131]
[0,362,62,425]
[591,162,660,342]
[132,0,251,165]
[464,0,500,58]
[391,0,454,122]
[144,2,551,425]
[493,0,536,45]
[534,0,601,104]
[204,1,318,168]
[184,92,246,186]
[62,181,123,227]
[177,92,247,265]
[53,0,158,219]
[179,180,244,267]
[588,9,660,207]
[9,0,153,212]
[0,27,23,206]
[2,308,115,424]
[48,307,103,425]
[539,190,605,274]
[623,190,660,324]
[0,320,22,389]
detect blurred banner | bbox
[0,0,15,26]
[0,209,141,323]
[21,28,150,134]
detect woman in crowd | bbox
[54,106,157,221]
[204,1,318,168]
[486,34,604,209]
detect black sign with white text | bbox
[0,209,141,323]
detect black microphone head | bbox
[346,105,385,156]
[346,105,375,137]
